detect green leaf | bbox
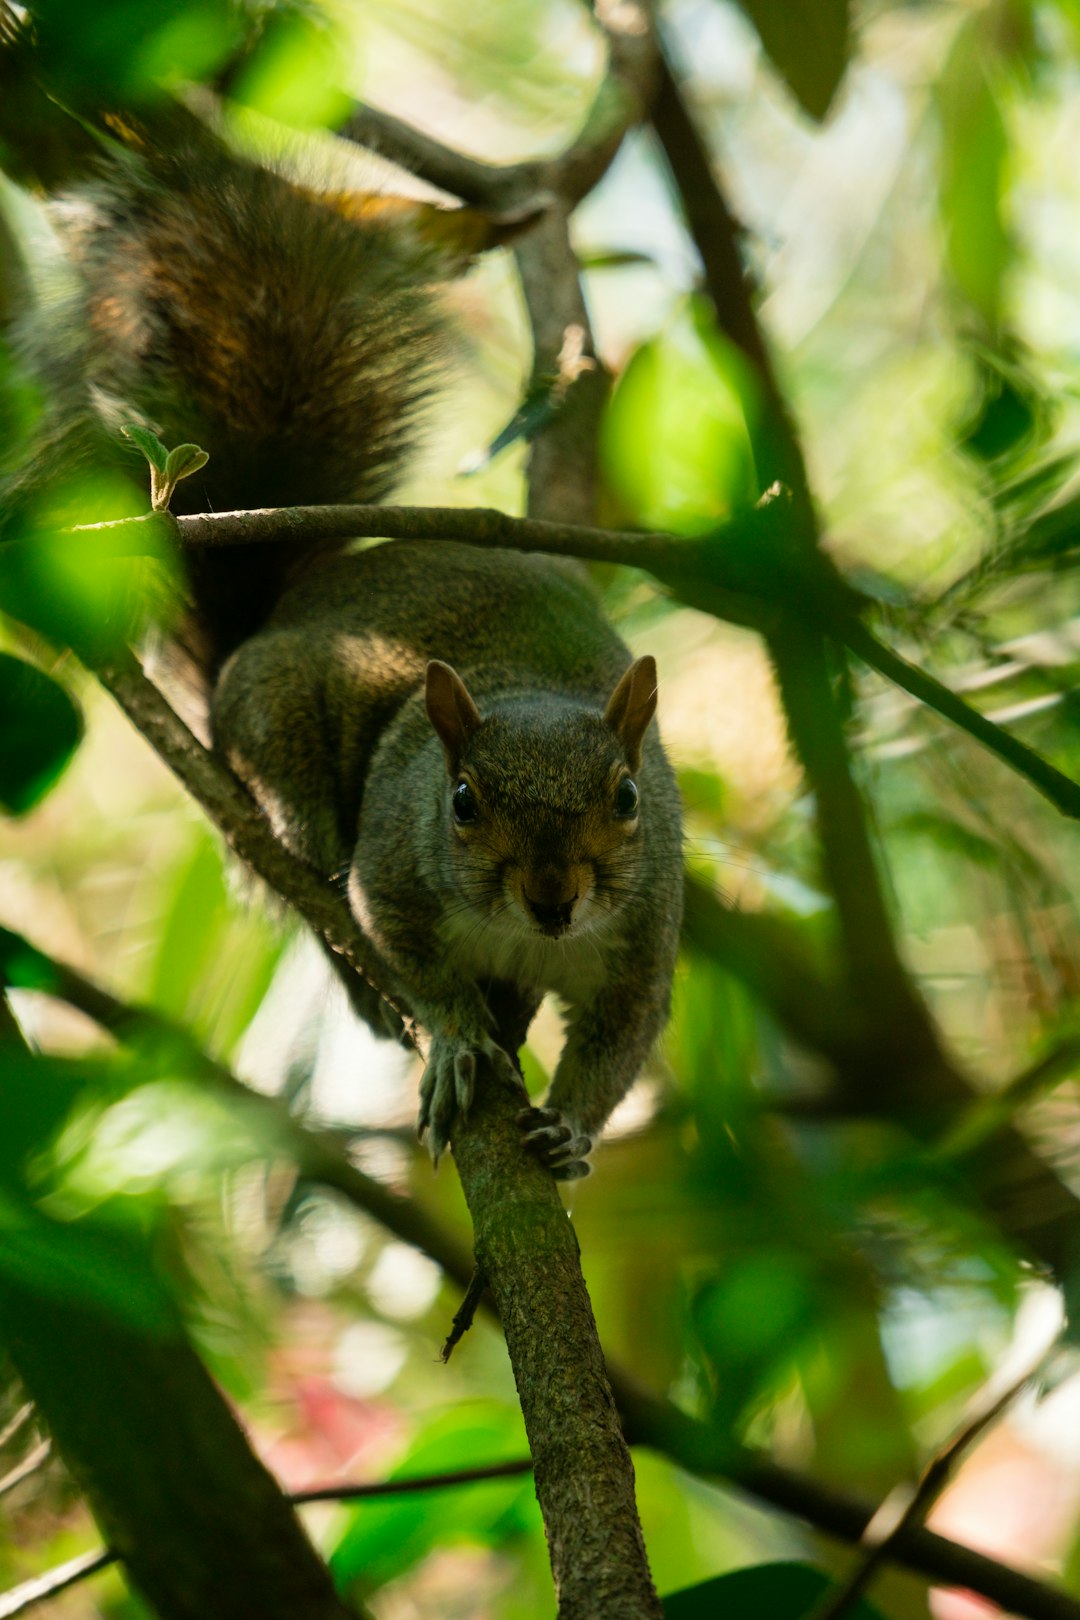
[937,21,1010,329]
[0,1045,97,1187]
[0,652,83,813]
[0,493,174,661]
[0,1191,177,1336]
[664,1561,889,1619]
[732,0,850,121]
[229,6,352,129]
[330,1403,537,1595]
[602,302,758,533]
[122,423,169,475]
[162,443,209,485]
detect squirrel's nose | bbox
[525,896,576,934]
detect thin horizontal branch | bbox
[292,1457,533,1505]
[0,1461,536,1619]
[64,501,1080,823]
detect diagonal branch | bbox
[84,660,660,1614]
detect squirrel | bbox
[7,110,684,1176]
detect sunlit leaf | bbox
[229,6,352,128]
[937,20,1010,330]
[0,491,174,662]
[602,302,758,533]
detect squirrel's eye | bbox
[452,780,478,824]
[614,778,639,818]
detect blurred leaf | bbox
[602,301,758,533]
[937,21,1010,329]
[678,766,728,824]
[578,248,658,271]
[331,1402,537,1595]
[733,0,850,120]
[0,336,41,471]
[229,5,352,128]
[958,353,1044,465]
[141,831,284,1051]
[22,0,242,103]
[664,1561,888,1618]
[692,1250,816,1427]
[0,1045,98,1188]
[0,497,175,662]
[0,1189,177,1335]
[0,652,83,813]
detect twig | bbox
[0,1403,34,1451]
[0,1550,115,1620]
[846,616,1080,819]
[292,1456,532,1505]
[0,1439,50,1499]
[802,1355,1050,1620]
[441,1266,488,1362]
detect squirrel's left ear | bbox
[426,660,482,771]
[603,656,658,770]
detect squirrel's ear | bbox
[426,660,482,770]
[603,655,657,769]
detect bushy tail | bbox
[22,111,453,676]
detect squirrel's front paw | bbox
[418,1033,518,1164]
[518,1106,593,1181]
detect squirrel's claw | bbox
[419,1034,518,1165]
[518,1106,593,1180]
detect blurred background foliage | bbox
[5,0,1080,1616]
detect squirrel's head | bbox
[424,657,658,941]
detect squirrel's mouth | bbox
[526,897,577,938]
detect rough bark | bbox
[450,1028,663,1620]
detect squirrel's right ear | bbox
[425,661,482,771]
[604,656,658,770]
